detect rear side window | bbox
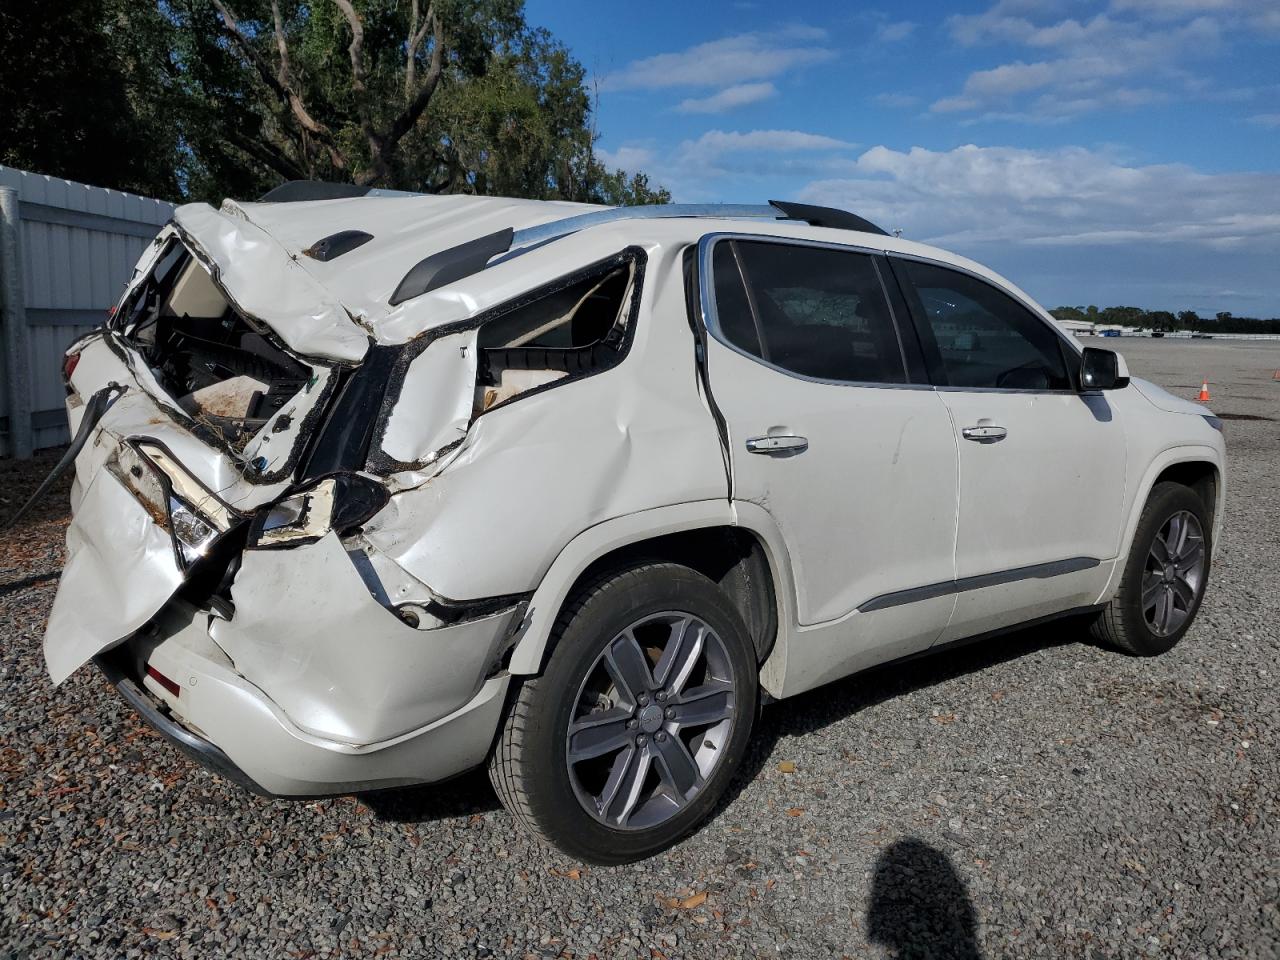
[896,259,1071,391]
[709,239,906,384]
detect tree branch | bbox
[225,129,307,182]
[405,0,433,99]
[211,0,346,170]
[331,0,380,160]
[384,9,444,152]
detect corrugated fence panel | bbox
[0,165,174,455]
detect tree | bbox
[2,1,668,206]
[180,0,667,203]
[0,0,183,197]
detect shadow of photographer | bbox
[867,837,983,960]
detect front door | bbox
[698,236,960,673]
[889,256,1127,642]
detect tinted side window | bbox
[711,241,762,358]
[711,240,906,384]
[897,260,1070,390]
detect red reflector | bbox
[62,351,80,382]
[146,665,182,698]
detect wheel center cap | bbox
[1163,564,1175,582]
[637,704,664,733]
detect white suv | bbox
[41,186,1225,863]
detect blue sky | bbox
[525,0,1280,316]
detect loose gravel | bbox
[2,339,1278,959]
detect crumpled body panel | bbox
[173,204,369,363]
[44,465,186,684]
[212,533,519,744]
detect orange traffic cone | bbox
[1196,379,1211,402]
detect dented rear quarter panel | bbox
[361,237,728,601]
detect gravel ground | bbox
[2,338,1278,959]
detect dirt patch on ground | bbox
[0,447,72,580]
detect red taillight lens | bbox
[62,352,80,382]
[146,665,182,698]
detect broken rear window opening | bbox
[475,254,640,414]
[117,240,311,450]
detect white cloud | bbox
[677,83,777,114]
[676,129,857,168]
[1248,112,1280,127]
[798,143,1280,252]
[594,145,656,172]
[936,3,1236,118]
[876,20,917,42]
[600,29,833,92]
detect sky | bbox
[524,0,1280,316]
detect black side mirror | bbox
[1080,347,1129,390]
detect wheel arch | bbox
[505,500,796,678]
[1097,444,1224,605]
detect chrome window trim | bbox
[696,232,931,393]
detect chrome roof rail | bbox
[509,203,783,250]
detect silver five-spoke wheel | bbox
[565,612,737,830]
[1142,509,1205,637]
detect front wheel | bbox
[1091,481,1212,656]
[489,562,758,864]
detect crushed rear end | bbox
[44,201,528,794]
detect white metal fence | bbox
[0,166,174,457]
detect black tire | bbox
[488,562,758,864]
[1091,481,1212,656]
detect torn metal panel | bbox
[171,204,369,363]
[213,532,520,744]
[376,329,478,466]
[44,466,186,684]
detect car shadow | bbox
[365,616,1094,828]
[360,768,502,823]
[866,837,984,959]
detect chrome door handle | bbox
[961,423,1008,442]
[745,435,809,455]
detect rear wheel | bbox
[489,563,757,864]
[1092,481,1211,656]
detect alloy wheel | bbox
[565,612,738,831]
[1142,509,1205,637]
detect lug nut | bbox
[626,719,637,729]
[665,707,676,719]
[636,734,648,746]
[637,693,649,706]
[654,732,667,743]
[655,691,667,702]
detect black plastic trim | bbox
[388,228,515,306]
[769,200,889,236]
[300,345,401,479]
[259,181,372,203]
[858,557,1102,613]
[304,230,374,262]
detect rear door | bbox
[698,235,959,666]
[888,256,1127,642]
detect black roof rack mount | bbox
[769,200,889,236]
[389,227,515,306]
[259,181,373,203]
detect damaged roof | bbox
[200,194,593,313]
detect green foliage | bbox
[1,1,668,206]
[0,0,183,197]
